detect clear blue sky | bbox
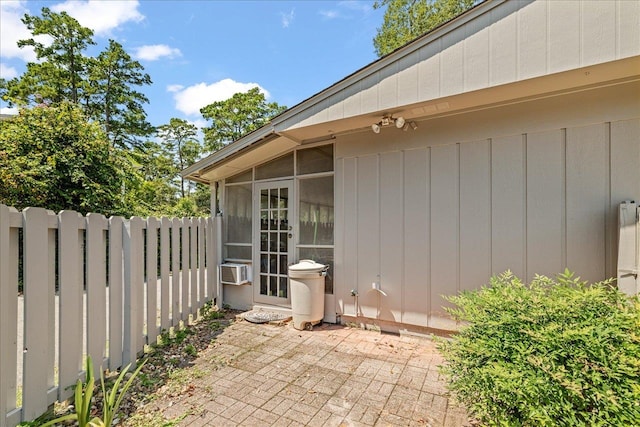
[1,0,384,129]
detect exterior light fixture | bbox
[371,115,408,134]
[410,121,418,130]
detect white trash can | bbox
[288,260,328,330]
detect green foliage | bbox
[156,118,202,197]
[86,40,153,148]
[200,87,286,152]
[438,270,640,426]
[1,7,152,148]
[41,356,146,427]
[5,7,95,106]
[373,0,474,57]
[0,104,123,215]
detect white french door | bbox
[254,180,295,306]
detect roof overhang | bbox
[183,55,639,184]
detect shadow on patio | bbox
[126,313,472,427]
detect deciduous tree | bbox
[200,87,286,152]
[373,0,474,57]
[0,103,123,215]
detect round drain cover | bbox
[243,311,290,324]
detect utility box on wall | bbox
[618,201,639,296]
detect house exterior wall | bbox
[334,81,640,331]
[280,0,640,131]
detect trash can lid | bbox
[288,259,326,273]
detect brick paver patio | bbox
[136,318,472,426]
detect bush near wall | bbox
[438,270,640,426]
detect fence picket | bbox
[198,218,206,306]
[190,218,198,315]
[108,216,124,371]
[86,213,108,377]
[146,217,159,344]
[123,217,144,367]
[171,218,181,327]
[160,218,170,332]
[181,219,189,323]
[1,205,20,427]
[57,211,84,401]
[22,208,56,420]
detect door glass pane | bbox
[261,189,268,209]
[279,232,287,252]
[279,210,288,230]
[270,254,277,274]
[260,254,268,273]
[270,189,278,209]
[260,211,268,230]
[279,188,288,208]
[269,232,277,252]
[269,276,278,296]
[260,275,267,295]
[279,277,288,298]
[279,254,287,275]
[260,232,268,252]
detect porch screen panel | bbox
[225,184,252,260]
[299,176,334,294]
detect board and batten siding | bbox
[335,113,640,330]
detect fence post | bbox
[58,210,84,401]
[21,207,56,420]
[146,217,159,345]
[123,217,144,367]
[1,205,20,426]
[108,216,124,371]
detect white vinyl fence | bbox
[0,204,221,426]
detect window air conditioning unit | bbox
[219,263,251,285]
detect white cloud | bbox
[0,1,37,62]
[319,10,340,20]
[318,1,371,21]
[171,79,270,117]
[338,0,372,14]
[0,63,19,79]
[51,0,144,36]
[133,44,182,61]
[1,106,19,115]
[281,9,295,28]
[166,84,184,93]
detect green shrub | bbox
[438,270,640,426]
